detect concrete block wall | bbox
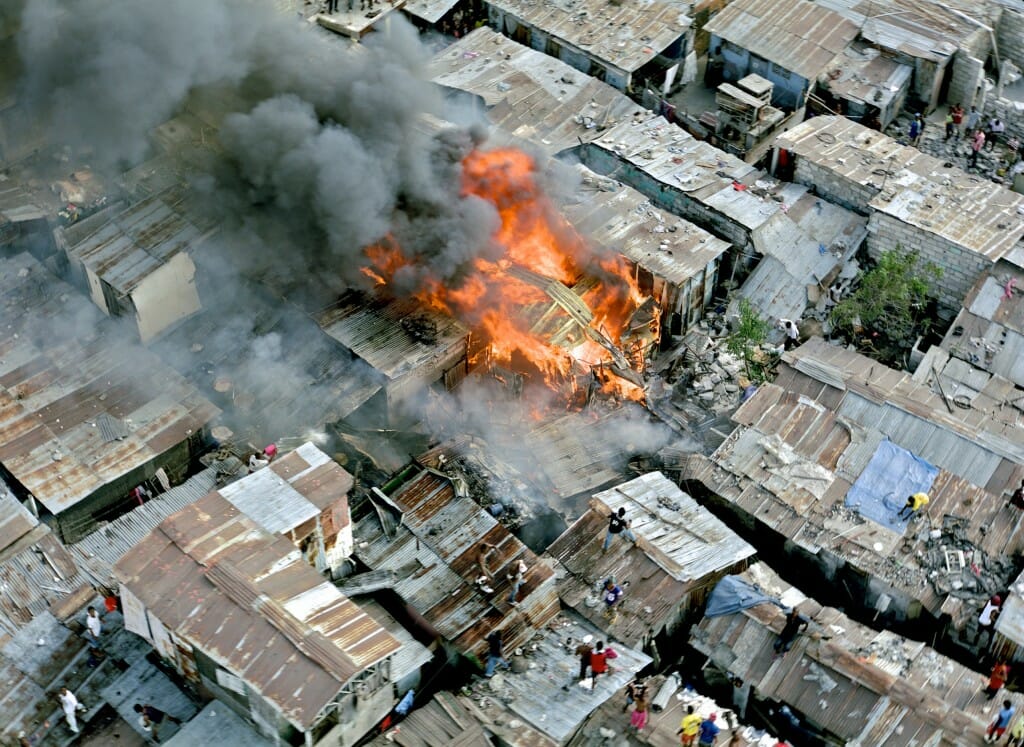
[997,8,1024,69]
[988,96,1024,142]
[866,212,991,315]
[947,54,985,111]
[792,159,878,215]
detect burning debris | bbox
[363,146,658,406]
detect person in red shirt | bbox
[951,103,964,139]
[590,641,609,682]
[986,662,1010,700]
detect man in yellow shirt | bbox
[677,705,702,746]
[897,492,929,521]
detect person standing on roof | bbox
[677,705,703,746]
[1006,714,1024,747]
[629,694,649,733]
[779,319,799,350]
[133,703,182,742]
[985,662,1010,700]
[624,677,648,712]
[773,608,808,657]
[506,559,527,606]
[475,543,496,593]
[987,699,1016,743]
[977,594,1003,646]
[602,578,624,622]
[484,629,511,678]
[574,635,594,684]
[897,492,929,521]
[85,606,104,657]
[697,713,720,746]
[602,507,637,552]
[59,687,85,734]
[589,641,609,683]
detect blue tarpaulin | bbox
[705,575,780,617]
[845,439,938,532]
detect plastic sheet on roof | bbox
[705,575,780,617]
[845,439,938,532]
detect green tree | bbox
[726,298,771,382]
[830,248,940,354]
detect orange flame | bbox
[364,147,656,401]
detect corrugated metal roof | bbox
[942,261,1024,387]
[590,116,772,229]
[593,472,755,582]
[316,291,468,381]
[357,598,432,682]
[692,564,1023,743]
[484,0,691,75]
[366,691,489,747]
[776,116,1024,261]
[705,0,859,80]
[69,468,218,586]
[113,492,402,731]
[217,443,350,535]
[818,43,913,111]
[0,490,37,551]
[352,467,560,656]
[0,252,220,515]
[563,165,730,285]
[816,0,974,62]
[429,28,646,157]
[66,192,207,295]
[692,349,1024,629]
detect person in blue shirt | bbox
[988,700,1017,743]
[698,713,720,746]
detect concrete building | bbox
[775,115,1024,314]
[685,337,1024,641]
[816,0,999,112]
[114,490,415,747]
[57,190,212,343]
[483,0,694,93]
[0,252,219,543]
[704,0,859,110]
[692,563,1024,745]
[428,27,647,157]
[546,472,755,656]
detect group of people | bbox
[910,105,1020,172]
[474,543,529,606]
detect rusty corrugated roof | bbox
[705,0,859,80]
[0,253,220,515]
[353,467,560,657]
[113,491,401,731]
[692,564,1024,743]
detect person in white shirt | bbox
[779,318,800,350]
[59,687,84,733]
[85,606,103,653]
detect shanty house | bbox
[0,252,219,542]
[428,28,647,158]
[57,190,213,343]
[345,465,560,664]
[315,292,469,425]
[114,491,408,747]
[686,337,1024,644]
[692,563,1024,745]
[940,257,1024,388]
[483,0,694,93]
[816,0,999,112]
[546,472,755,657]
[562,165,732,338]
[775,116,1024,315]
[815,41,912,128]
[704,0,859,110]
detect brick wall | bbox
[791,158,878,215]
[997,9,1024,69]
[866,212,991,315]
[947,54,985,111]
